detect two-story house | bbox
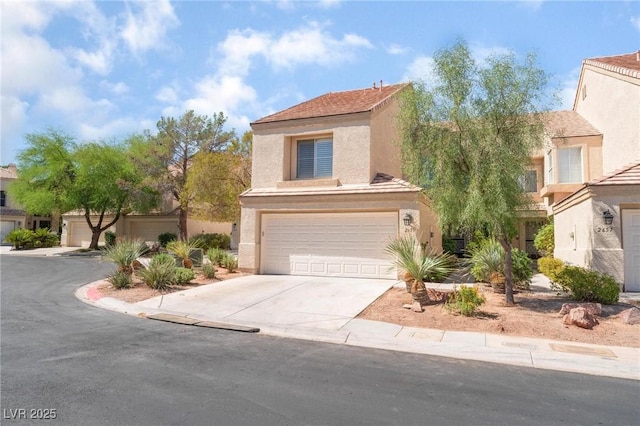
[239,83,441,278]
[0,164,52,243]
[547,52,640,291]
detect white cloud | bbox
[217,29,271,76]
[121,0,179,54]
[385,43,410,55]
[556,66,581,110]
[100,81,130,96]
[631,15,640,32]
[156,85,179,103]
[470,43,514,67]
[78,117,156,142]
[403,56,436,85]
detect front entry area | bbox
[260,212,398,279]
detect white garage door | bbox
[261,212,398,279]
[69,222,98,247]
[1,221,16,245]
[623,209,640,292]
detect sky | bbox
[1,0,639,164]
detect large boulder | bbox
[563,307,599,330]
[559,302,602,316]
[619,307,640,325]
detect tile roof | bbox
[543,110,601,138]
[241,173,420,198]
[584,51,640,79]
[0,165,18,179]
[588,161,640,186]
[252,83,410,125]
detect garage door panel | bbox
[261,212,398,279]
[623,209,640,291]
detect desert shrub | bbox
[533,222,554,257]
[33,227,59,248]
[207,247,226,267]
[511,248,533,291]
[158,232,177,248]
[555,266,620,305]
[445,285,485,316]
[538,256,565,282]
[467,239,504,283]
[107,270,133,289]
[4,228,34,250]
[139,254,177,290]
[385,234,457,284]
[104,230,117,247]
[191,233,231,251]
[166,239,204,268]
[103,239,148,274]
[221,253,238,273]
[173,267,195,284]
[202,263,216,279]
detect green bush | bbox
[511,248,533,291]
[174,267,195,284]
[139,254,177,290]
[555,266,620,304]
[202,263,216,279]
[158,232,177,248]
[207,247,226,267]
[221,253,238,273]
[441,237,457,255]
[533,222,554,257]
[384,234,457,284]
[445,285,485,316]
[33,227,59,248]
[467,239,532,289]
[4,228,34,250]
[107,270,133,289]
[104,230,117,247]
[103,239,148,274]
[538,256,565,282]
[191,233,231,251]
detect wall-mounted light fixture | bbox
[17,221,21,227]
[569,231,575,240]
[602,210,614,225]
[403,213,413,227]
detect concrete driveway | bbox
[135,275,395,331]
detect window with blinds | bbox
[297,138,333,179]
[558,147,582,183]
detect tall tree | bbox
[186,130,252,222]
[142,110,234,240]
[8,130,77,233]
[398,39,551,305]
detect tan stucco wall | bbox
[370,97,402,181]
[574,65,640,174]
[554,185,640,285]
[239,192,438,274]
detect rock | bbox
[411,301,423,313]
[559,302,602,316]
[402,303,413,310]
[619,307,640,325]
[563,307,599,330]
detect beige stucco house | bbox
[1,164,52,244]
[239,83,441,278]
[546,52,640,291]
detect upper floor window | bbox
[546,150,553,185]
[0,190,5,207]
[297,138,333,179]
[520,170,538,193]
[558,147,582,183]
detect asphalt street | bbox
[1,256,638,426]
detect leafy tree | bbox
[71,142,159,249]
[398,39,552,305]
[138,110,236,240]
[10,131,159,249]
[8,130,77,232]
[186,130,252,222]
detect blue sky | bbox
[2,0,639,164]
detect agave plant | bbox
[385,234,457,304]
[466,238,505,285]
[103,238,148,275]
[166,238,203,269]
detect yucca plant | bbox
[103,238,148,275]
[166,238,204,269]
[138,254,177,290]
[385,234,457,304]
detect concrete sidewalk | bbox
[76,275,640,381]
[0,245,91,256]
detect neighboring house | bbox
[239,83,441,279]
[0,164,52,244]
[548,52,640,291]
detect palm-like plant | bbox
[467,238,505,284]
[385,234,457,304]
[103,238,148,275]
[166,238,203,269]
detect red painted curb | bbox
[86,285,105,301]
